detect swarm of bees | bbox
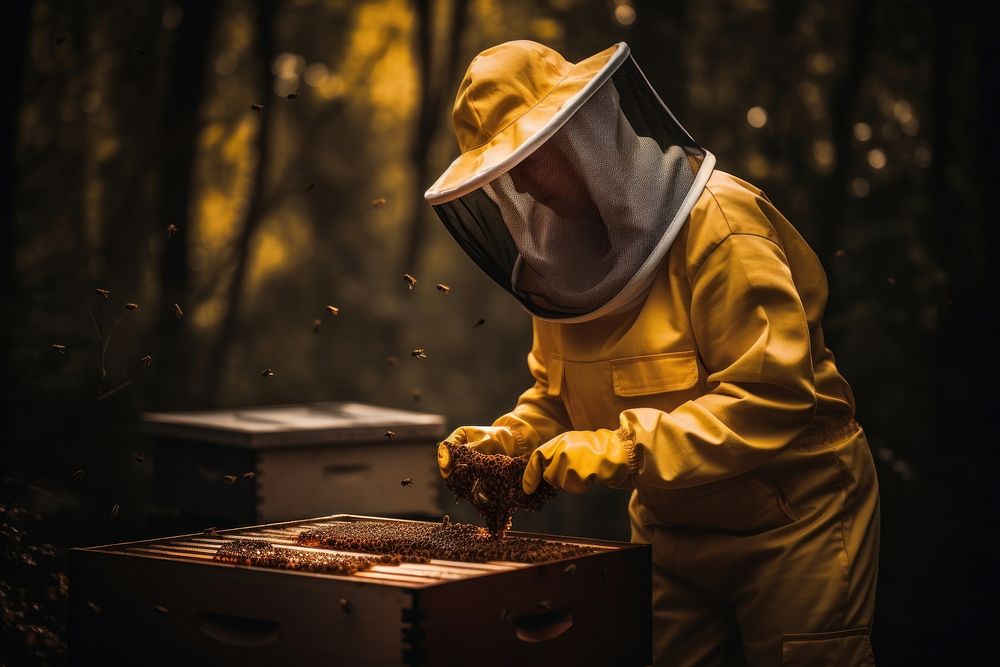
[437,441,557,537]
[214,538,386,575]
[297,519,593,564]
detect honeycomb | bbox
[437,442,557,536]
[213,538,388,574]
[296,519,594,564]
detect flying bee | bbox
[286,92,300,100]
[885,276,896,286]
[305,182,315,192]
[249,103,264,115]
[411,388,422,401]
[55,36,68,45]
[72,469,85,480]
[385,356,397,366]
[339,597,352,614]
[537,600,552,611]
[95,288,110,299]
[243,472,256,480]
[400,478,414,487]
[473,318,486,328]
[384,430,396,440]
[563,563,576,575]
[313,318,322,333]
[134,47,147,55]
[500,608,511,622]
[166,224,178,239]
[261,368,274,378]
[173,303,183,318]
[153,605,169,614]
[51,344,67,354]
[436,283,450,294]
[86,601,101,614]
[110,504,120,518]
[223,475,237,485]
[411,348,427,359]
[403,273,417,289]
[371,197,386,207]
[141,355,152,367]
[834,248,846,259]
[131,452,144,464]
[325,305,340,316]
[125,303,140,311]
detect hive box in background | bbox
[142,402,447,524]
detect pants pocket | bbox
[781,627,875,666]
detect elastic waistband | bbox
[790,416,860,449]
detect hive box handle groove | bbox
[196,611,280,647]
[513,609,573,643]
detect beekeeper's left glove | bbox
[522,428,636,494]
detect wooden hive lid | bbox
[141,402,447,449]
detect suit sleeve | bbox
[492,320,573,456]
[617,232,818,489]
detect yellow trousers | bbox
[631,419,880,666]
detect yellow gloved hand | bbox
[436,425,521,478]
[522,429,635,494]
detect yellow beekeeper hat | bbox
[424,40,630,204]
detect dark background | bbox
[1,0,990,664]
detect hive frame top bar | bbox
[72,514,645,589]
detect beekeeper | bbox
[428,40,880,666]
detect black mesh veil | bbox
[431,53,714,322]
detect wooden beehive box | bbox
[142,402,447,523]
[69,514,652,666]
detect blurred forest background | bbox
[1,0,991,664]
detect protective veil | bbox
[425,42,715,322]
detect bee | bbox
[131,452,144,464]
[261,368,274,378]
[537,600,552,611]
[562,563,576,575]
[95,288,110,299]
[166,224,178,239]
[313,318,322,333]
[55,36,68,45]
[142,355,152,367]
[110,504,120,518]
[500,608,511,622]
[72,469,85,480]
[339,597,352,614]
[885,276,896,286]
[411,388,422,401]
[223,475,237,485]
[203,527,218,535]
[325,305,340,316]
[384,356,397,366]
[243,471,256,480]
[400,478,414,487]
[86,601,101,614]
[125,303,141,311]
[411,348,427,359]
[153,605,169,614]
[286,92,300,100]
[51,344,67,354]
[371,197,386,207]
[173,303,184,318]
[250,103,264,115]
[473,318,486,328]
[834,248,846,259]
[403,273,417,289]
[305,182,315,192]
[441,514,450,527]
[384,430,396,440]
[134,47,147,56]
[435,283,450,294]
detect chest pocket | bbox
[561,350,703,431]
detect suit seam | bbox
[689,232,785,284]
